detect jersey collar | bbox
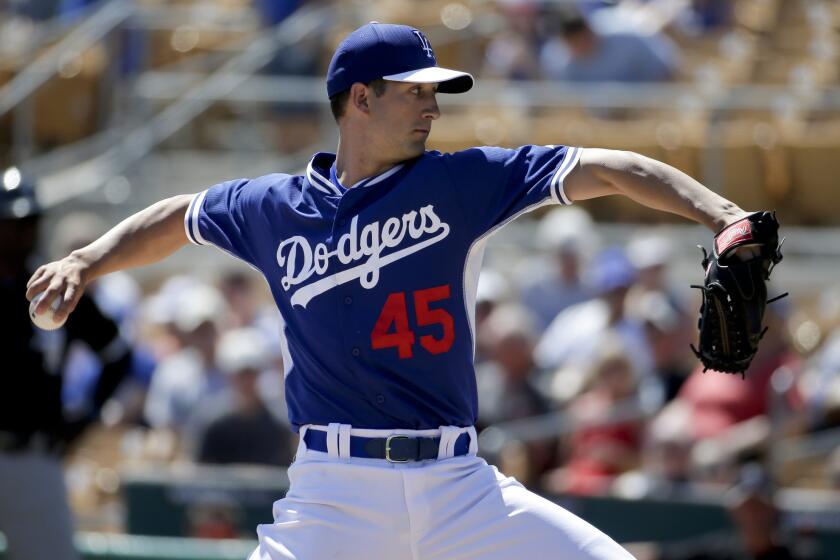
[306,152,406,196]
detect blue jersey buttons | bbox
[376,395,385,404]
[351,347,360,357]
[344,296,353,305]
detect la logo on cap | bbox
[412,30,435,60]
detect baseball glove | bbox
[690,211,786,375]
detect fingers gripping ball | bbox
[29,292,66,330]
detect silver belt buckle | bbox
[385,434,410,463]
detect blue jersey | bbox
[184,145,581,431]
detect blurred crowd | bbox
[471,206,810,498]
[481,0,701,84]
[45,203,838,506]
[68,266,297,469]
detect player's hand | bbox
[718,209,761,260]
[716,208,751,231]
[25,253,90,324]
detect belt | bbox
[303,429,471,463]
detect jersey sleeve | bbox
[183,177,268,268]
[441,145,582,239]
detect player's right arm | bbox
[26,194,193,323]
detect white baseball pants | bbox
[249,425,635,560]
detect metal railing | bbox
[36,3,333,208]
[130,73,840,113]
[478,396,653,455]
[0,0,134,119]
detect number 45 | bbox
[371,284,455,359]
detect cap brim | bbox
[382,66,473,93]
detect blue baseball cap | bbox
[326,22,474,98]
[591,247,637,294]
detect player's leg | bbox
[247,440,414,560]
[409,456,635,560]
[0,449,80,560]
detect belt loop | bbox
[467,426,478,455]
[326,423,340,458]
[338,424,352,460]
[437,426,457,459]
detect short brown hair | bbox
[329,79,388,121]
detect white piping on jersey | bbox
[276,310,294,379]
[461,146,582,357]
[354,163,404,189]
[184,190,209,245]
[183,190,263,274]
[306,162,342,196]
[549,145,581,205]
[462,198,553,357]
[462,236,488,358]
[307,155,405,194]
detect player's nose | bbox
[423,95,440,120]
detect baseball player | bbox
[28,23,752,559]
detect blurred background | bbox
[2,0,840,558]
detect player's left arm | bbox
[563,148,748,231]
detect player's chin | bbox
[403,139,427,158]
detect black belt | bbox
[303,429,471,463]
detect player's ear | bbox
[350,83,370,115]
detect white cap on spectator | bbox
[482,303,539,344]
[216,328,272,375]
[537,206,596,254]
[627,233,672,270]
[173,284,227,333]
[476,269,511,304]
[633,291,680,332]
[141,275,203,325]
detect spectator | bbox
[195,328,295,467]
[544,338,644,496]
[482,0,542,81]
[473,269,512,365]
[476,304,553,485]
[659,306,807,489]
[253,0,323,153]
[217,270,285,372]
[477,304,550,428]
[518,206,596,332]
[535,247,656,400]
[676,307,805,443]
[613,400,701,500]
[657,463,815,559]
[540,12,679,83]
[626,232,684,313]
[143,284,229,440]
[801,322,840,431]
[634,290,693,402]
[675,0,733,36]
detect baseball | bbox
[29,292,66,331]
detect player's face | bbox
[368,82,440,160]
